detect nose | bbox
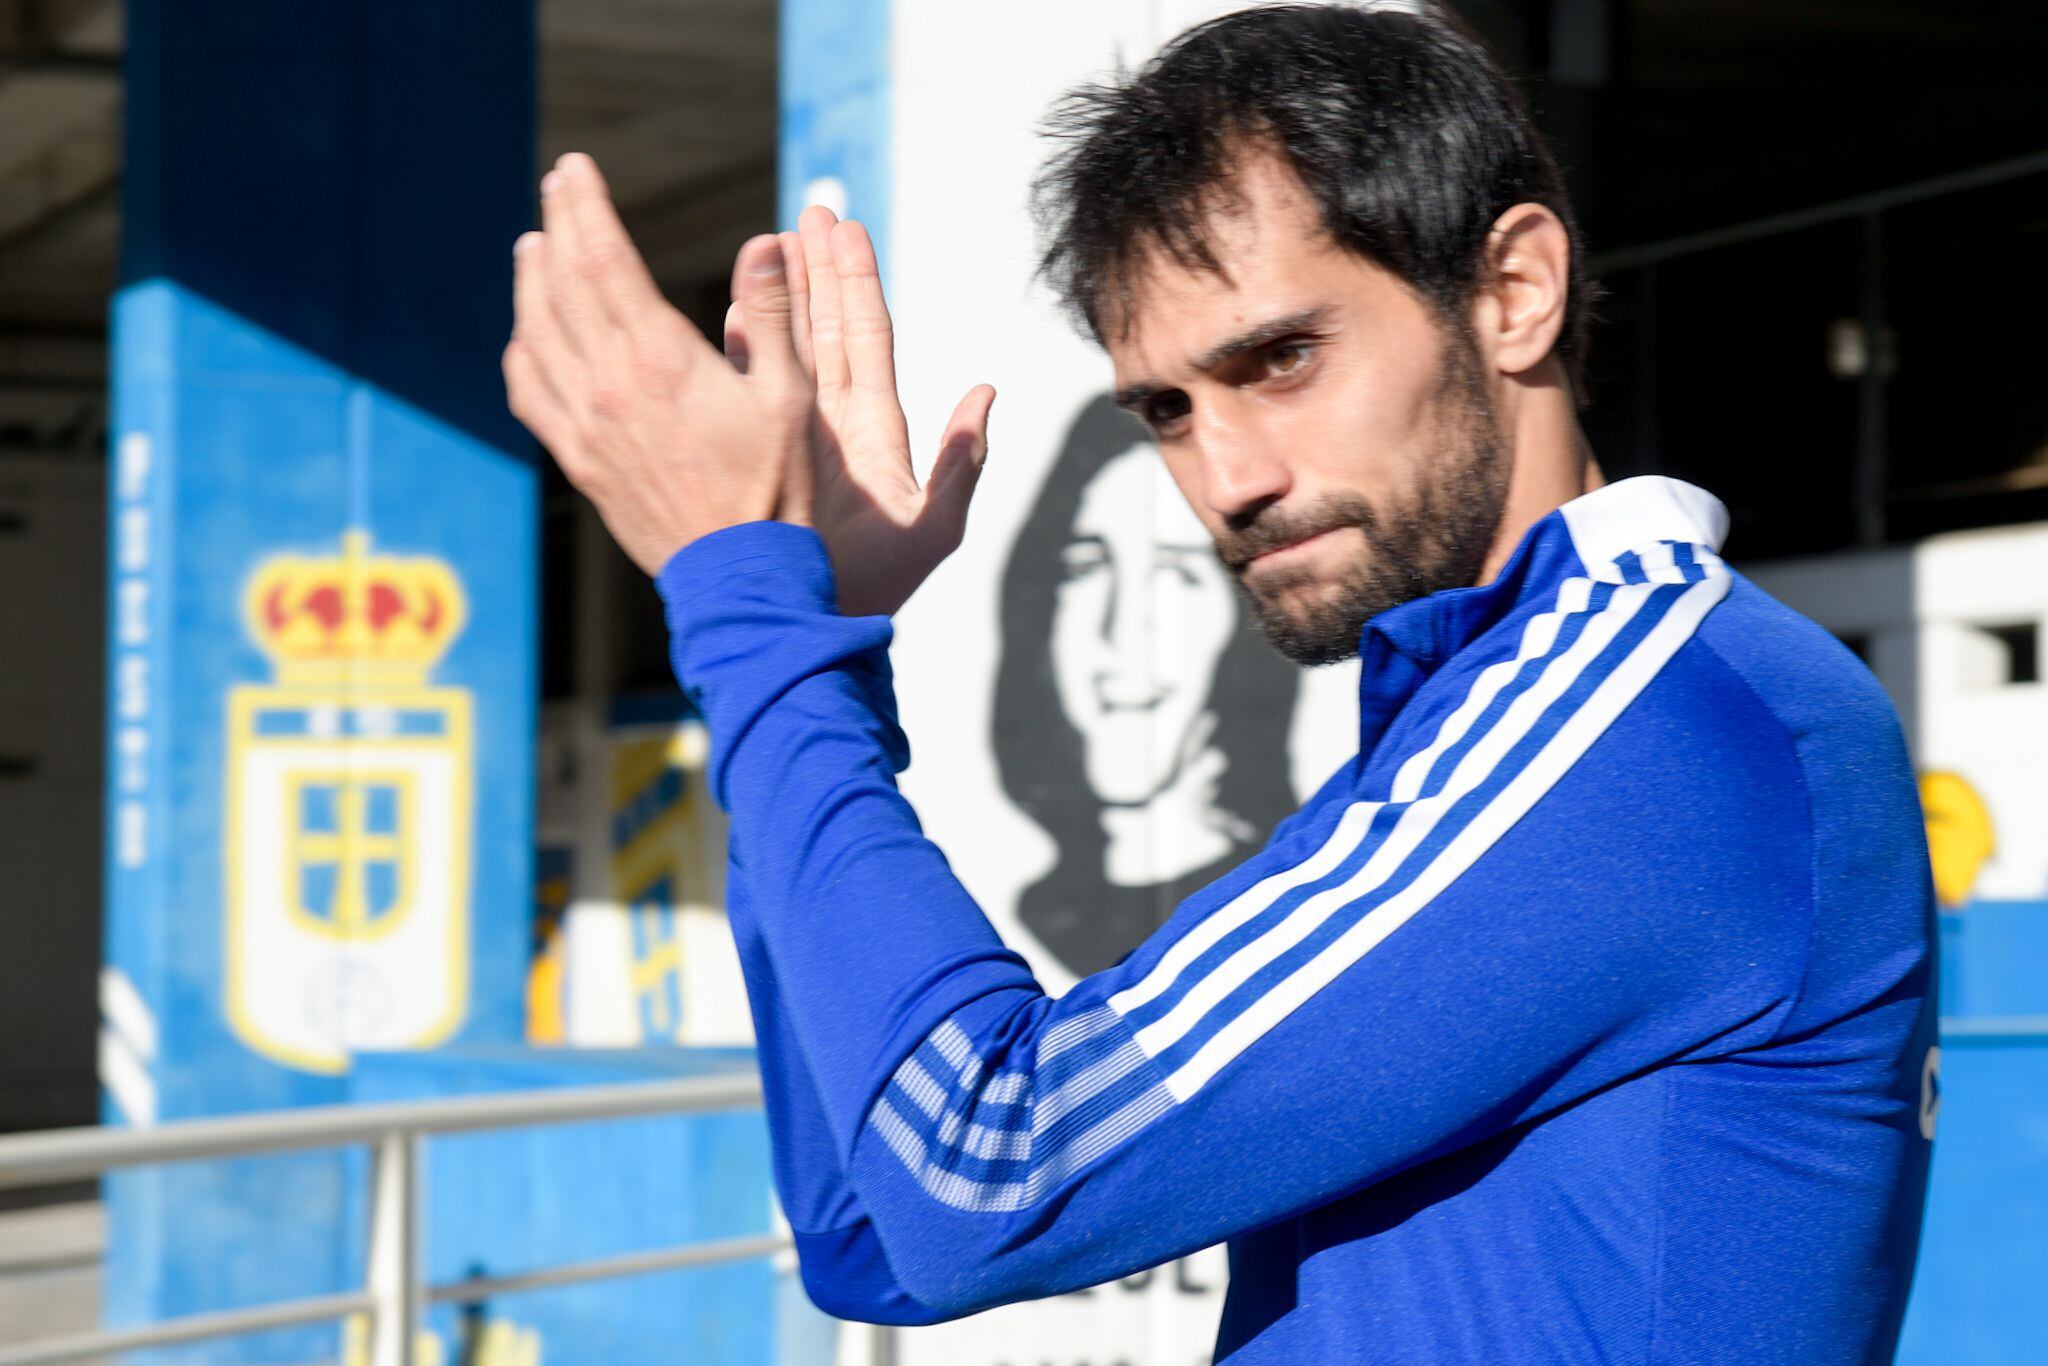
[1193,400,1290,523]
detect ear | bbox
[1471,203,1571,379]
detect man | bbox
[503,5,1935,1361]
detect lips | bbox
[1219,511,1363,573]
[1246,526,1341,569]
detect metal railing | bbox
[0,1074,893,1366]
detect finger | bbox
[555,152,668,334]
[502,338,581,474]
[797,204,848,397]
[731,234,811,380]
[936,384,996,475]
[512,232,586,396]
[777,230,815,379]
[539,156,604,361]
[918,385,996,544]
[734,234,801,383]
[830,219,897,398]
[723,301,750,375]
[512,229,546,342]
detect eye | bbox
[1264,339,1315,377]
[1143,390,1192,431]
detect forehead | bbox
[1104,151,1422,380]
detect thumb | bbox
[919,384,996,546]
[722,301,750,374]
[734,234,800,384]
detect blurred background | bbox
[0,0,2042,1362]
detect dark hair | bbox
[993,396,1298,887]
[1032,2,1600,403]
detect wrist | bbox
[649,512,815,574]
[655,519,837,607]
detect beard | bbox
[1213,326,1511,667]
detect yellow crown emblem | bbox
[244,531,467,686]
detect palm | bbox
[813,379,917,548]
[729,207,993,617]
[809,379,968,617]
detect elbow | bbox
[866,1224,1058,1321]
[874,1256,987,1324]
[790,1224,964,1327]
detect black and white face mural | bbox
[995,396,1301,977]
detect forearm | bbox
[664,523,1040,1157]
[726,860,947,1324]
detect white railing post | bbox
[366,1130,422,1366]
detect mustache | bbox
[1214,495,1379,573]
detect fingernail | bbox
[746,240,785,277]
[514,232,539,256]
[540,171,558,198]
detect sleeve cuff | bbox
[654,520,839,620]
[650,518,897,810]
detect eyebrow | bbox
[1113,305,1332,411]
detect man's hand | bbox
[503,153,995,615]
[726,205,995,616]
[503,153,812,576]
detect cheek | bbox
[1286,346,1446,493]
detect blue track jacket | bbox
[656,476,1935,1363]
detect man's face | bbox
[1106,151,1510,665]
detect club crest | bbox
[225,531,472,1073]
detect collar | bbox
[1557,475,1729,577]
[1353,476,1729,749]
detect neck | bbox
[1477,358,1605,585]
